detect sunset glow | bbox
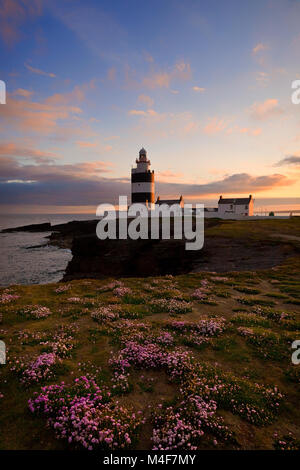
[0,0,300,212]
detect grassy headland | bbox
[0,218,299,450]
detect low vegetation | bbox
[0,222,299,450]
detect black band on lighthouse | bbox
[131,172,154,183]
[131,192,154,203]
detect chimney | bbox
[249,194,252,200]
[220,195,222,199]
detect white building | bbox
[218,195,253,216]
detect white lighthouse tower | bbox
[131,148,155,206]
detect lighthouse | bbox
[131,148,155,206]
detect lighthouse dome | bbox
[139,147,147,157]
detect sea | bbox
[0,214,96,287]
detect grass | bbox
[0,220,299,450]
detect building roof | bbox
[156,196,183,205]
[218,195,252,205]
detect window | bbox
[245,205,248,209]
[230,204,233,210]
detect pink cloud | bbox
[76,141,98,148]
[252,42,268,55]
[11,88,34,98]
[192,86,205,93]
[203,117,228,135]
[249,99,284,120]
[142,61,191,89]
[0,142,58,163]
[0,83,95,136]
[25,63,56,78]
[0,0,42,46]
[137,94,154,108]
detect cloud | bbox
[249,99,284,120]
[137,94,154,108]
[76,141,98,148]
[0,168,293,206]
[142,61,191,89]
[156,172,293,199]
[75,140,113,153]
[0,142,58,163]
[128,109,157,117]
[275,155,300,166]
[25,63,56,78]
[129,108,198,139]
[0,155,113,184]
[0,0,42,46]
[11,88,34,98]
[192,86,205,93]
[252,43,268,55]
[0,83,94,136]
[203,117,228,135]
[203,117,262,137]
[226,126,262,136]
[156,170,184,182]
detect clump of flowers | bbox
[110,341,194,385]
[182,332,211,348]
[160,348,194,381]
[168,318,226,337]
[110,342,162,371]
[150,298,192,314]
[98,281,123,292]
[152,393,232,450]
[67,297,84,303]
[237,326,287,360]
[185,365,283,425]
[18,305,51,320]
[28,376,144,450]
[273,431,300,451]
[16,329,47,345]
[91,306,120,323]
[197,318,226,336]
[54,284,70,294]
[113,287,132,297]
[191,288,208,300]
[111,369,131,394]
[0,292,20,303]
[41,332,74,358]
[155,331,174,346]
[109,320,150,346]
[253,306,295,323]
[11,352,58,386]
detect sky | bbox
[0,0,300,213]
